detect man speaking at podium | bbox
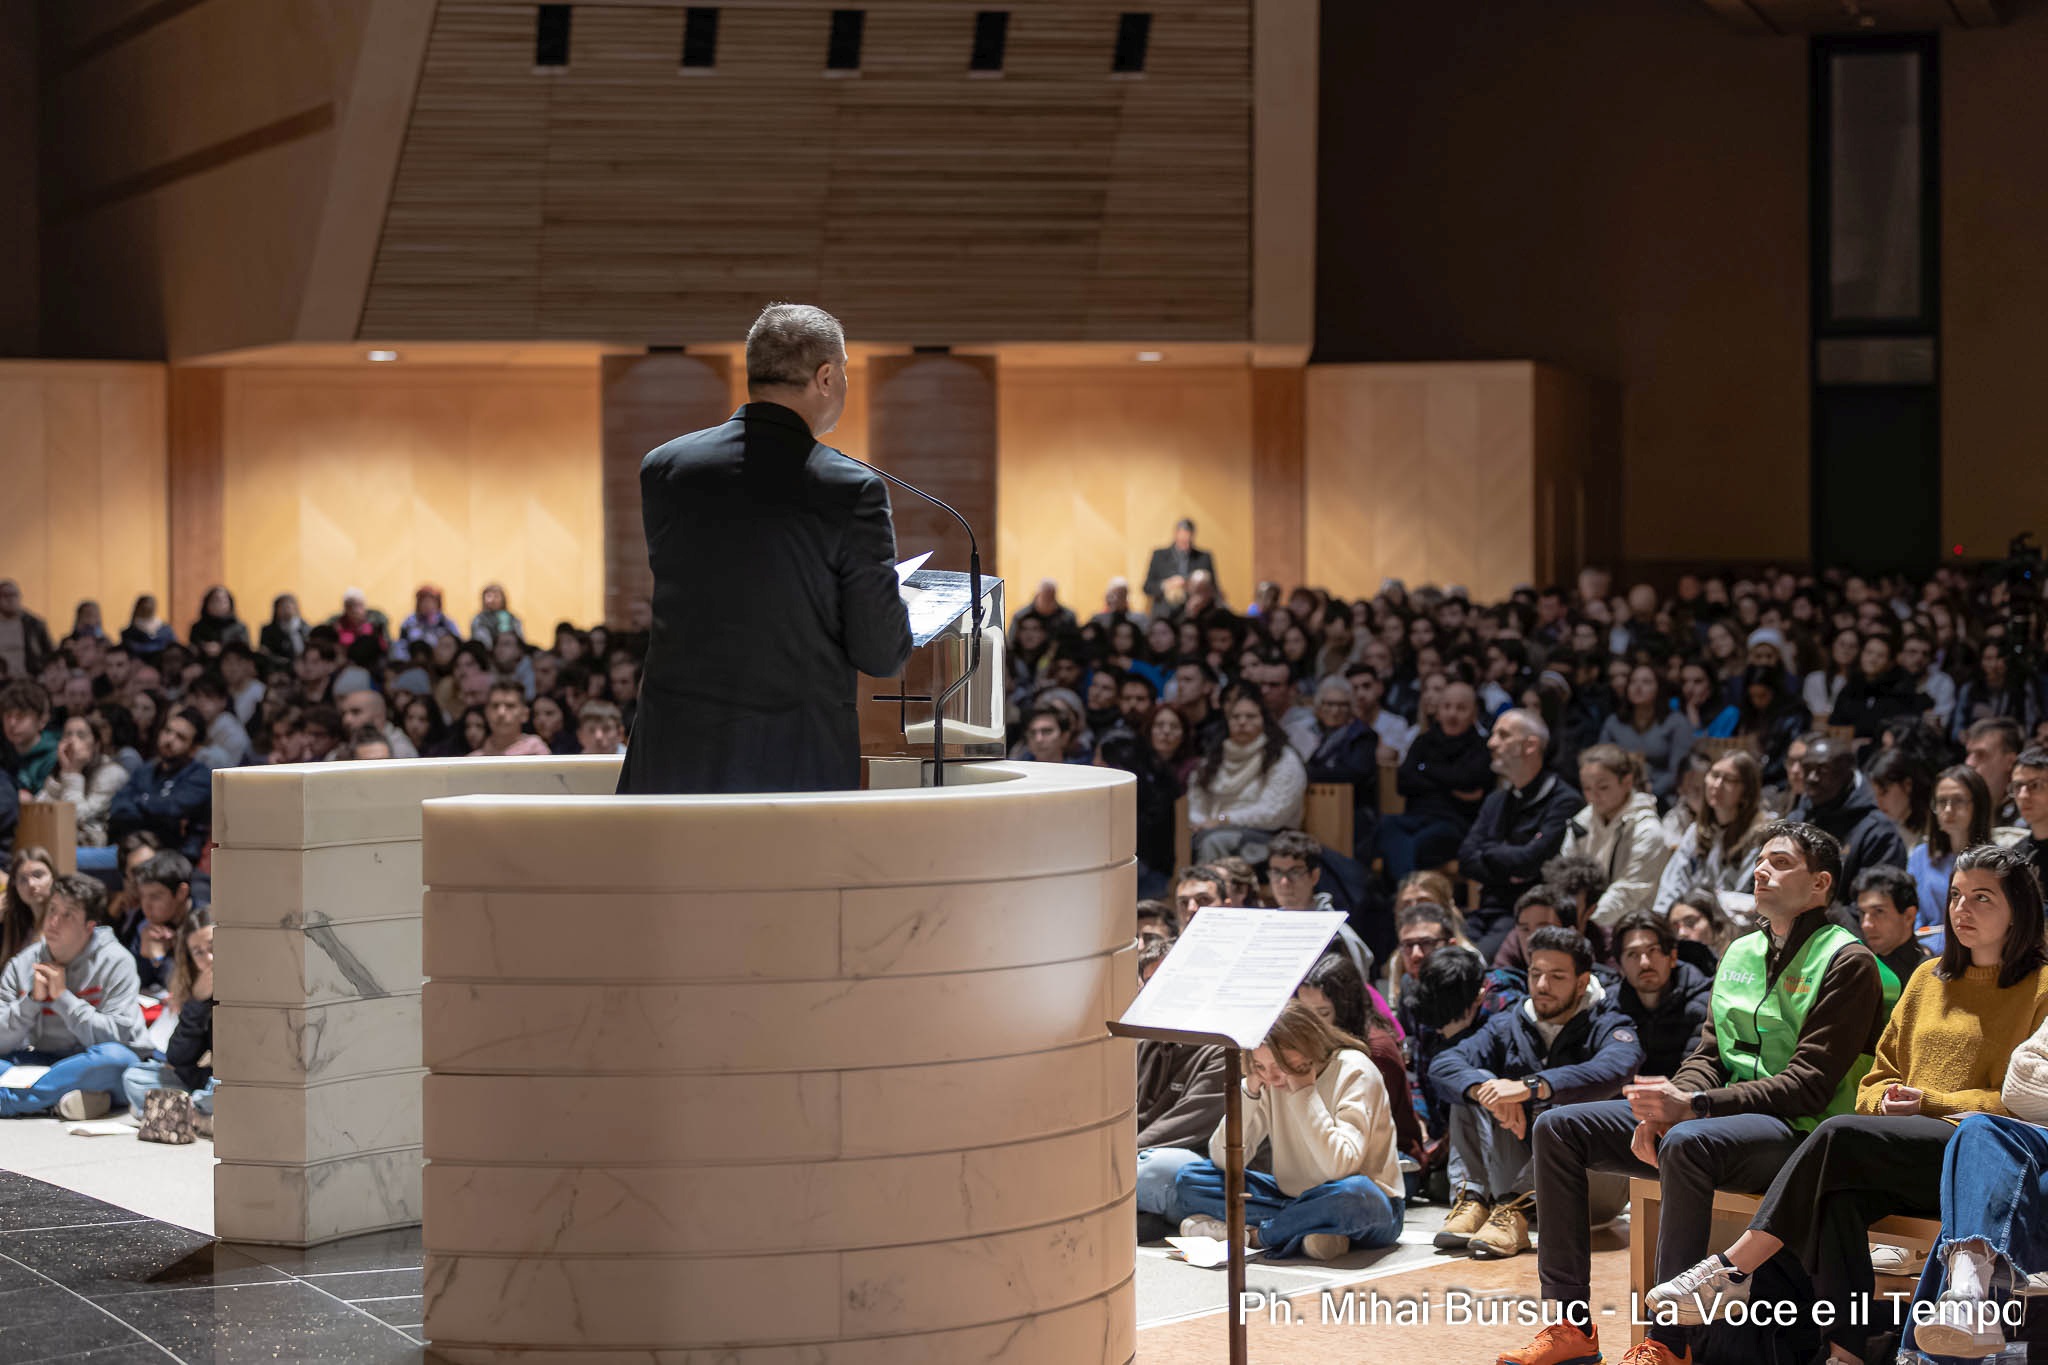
[617,304,913,795]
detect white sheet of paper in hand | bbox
[0,1065,49,1088]
[895,551,933,584]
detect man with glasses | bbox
[2010,748,2048,871]
[1269,831,1373,983]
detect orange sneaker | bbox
[1615,1341,1692,1365]
[1497,1321,1601,1365]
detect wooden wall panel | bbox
[868,354,998,576]
[1305,364,1540,603]
[997,366,1255,611]
[167,369,226,629]
[601,353,734,625]
[0,363,169,634]
[362,0,1252,345]
[1250,366,1306,592]
[219,368,603,639]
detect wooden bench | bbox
[1379,761,1404,815]
[16,799,77,873]
[1627,1177,1938,1347]
[1303,781,1353,855]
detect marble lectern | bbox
[416,760,1137,1363]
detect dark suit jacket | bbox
[617,403,913,795]
[1141,545,1216,606]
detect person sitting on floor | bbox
[0,874,149,1120]
[123,851,193,1000]
[119,908,215,1121]
[1647,842,2048,1365]
[1133,942,1231,1234]
[1609,911,1713,1077]
[1500,821,1891,1365]
[1428,925,1641,1261]
[1174,1000,1406,1261]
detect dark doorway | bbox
[1810,34,1940,574]
[1813,386,1940,575]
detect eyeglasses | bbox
[1399,934,1450,952]
[1269,864,1312,881]
[2014,780,2046,798]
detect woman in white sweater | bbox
[36,713,130,847]
[1901,1007,2048,1360]
[1173,1001,1405,1260]
[1559,745,1671,926]
[1187,684,1307,865]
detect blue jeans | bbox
[1136,1146,1205,1223]
[1377,812,1466,883]
[1903,1113,2048,1363]
[120,1062,216,1117]
[0,1044,142,1117]
[1173,1159,1405,1258]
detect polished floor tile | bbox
[8,1222,290,1300]
[91,1281,422,1365]
[0,1171,425,1363]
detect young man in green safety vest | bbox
[1497,820,1893,1365]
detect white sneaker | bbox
[56,1090,111,1121]
[1178,1215,1228,1241]
[1871,1243,1927,1276]
[1913,1294,2007,1359]
[1646,1253,1751,1325]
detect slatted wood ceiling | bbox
[361,1,1251,343]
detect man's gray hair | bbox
[1314,676,1353,706]
[1504,706,1550,750]
[746,303,846,388]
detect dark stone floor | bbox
[0,1169,426,1364]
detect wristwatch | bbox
[1689,1091,1711,1119]
[1519,1076,1549,1101]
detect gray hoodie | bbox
[0,925,150,1057]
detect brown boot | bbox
[1433,1188,1492,1249]
[1467,1190,1534,1259]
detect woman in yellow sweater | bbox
[1173,1001,1405,1260]
[1648,844,2048,1365]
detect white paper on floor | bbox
[1164,1236,1266,1268]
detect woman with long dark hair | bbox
[121,595,175,658]
[1734,663,1812,789]
[1187,683,1307,863]
[1650,845,2048,1365]
[1866,746,1934,852]
[1297,952,1423,1160]
[1654,749,1772,918]
[1909,764,1994,956]
[187,586,248,654]
[1597,663,1693,799]
[1,846,56,965]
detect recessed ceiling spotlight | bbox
[367,349,400,362]
[1135,350,1164,363]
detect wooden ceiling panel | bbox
[360,1,1253,345]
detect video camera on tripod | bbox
[1999,532,2043,672]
